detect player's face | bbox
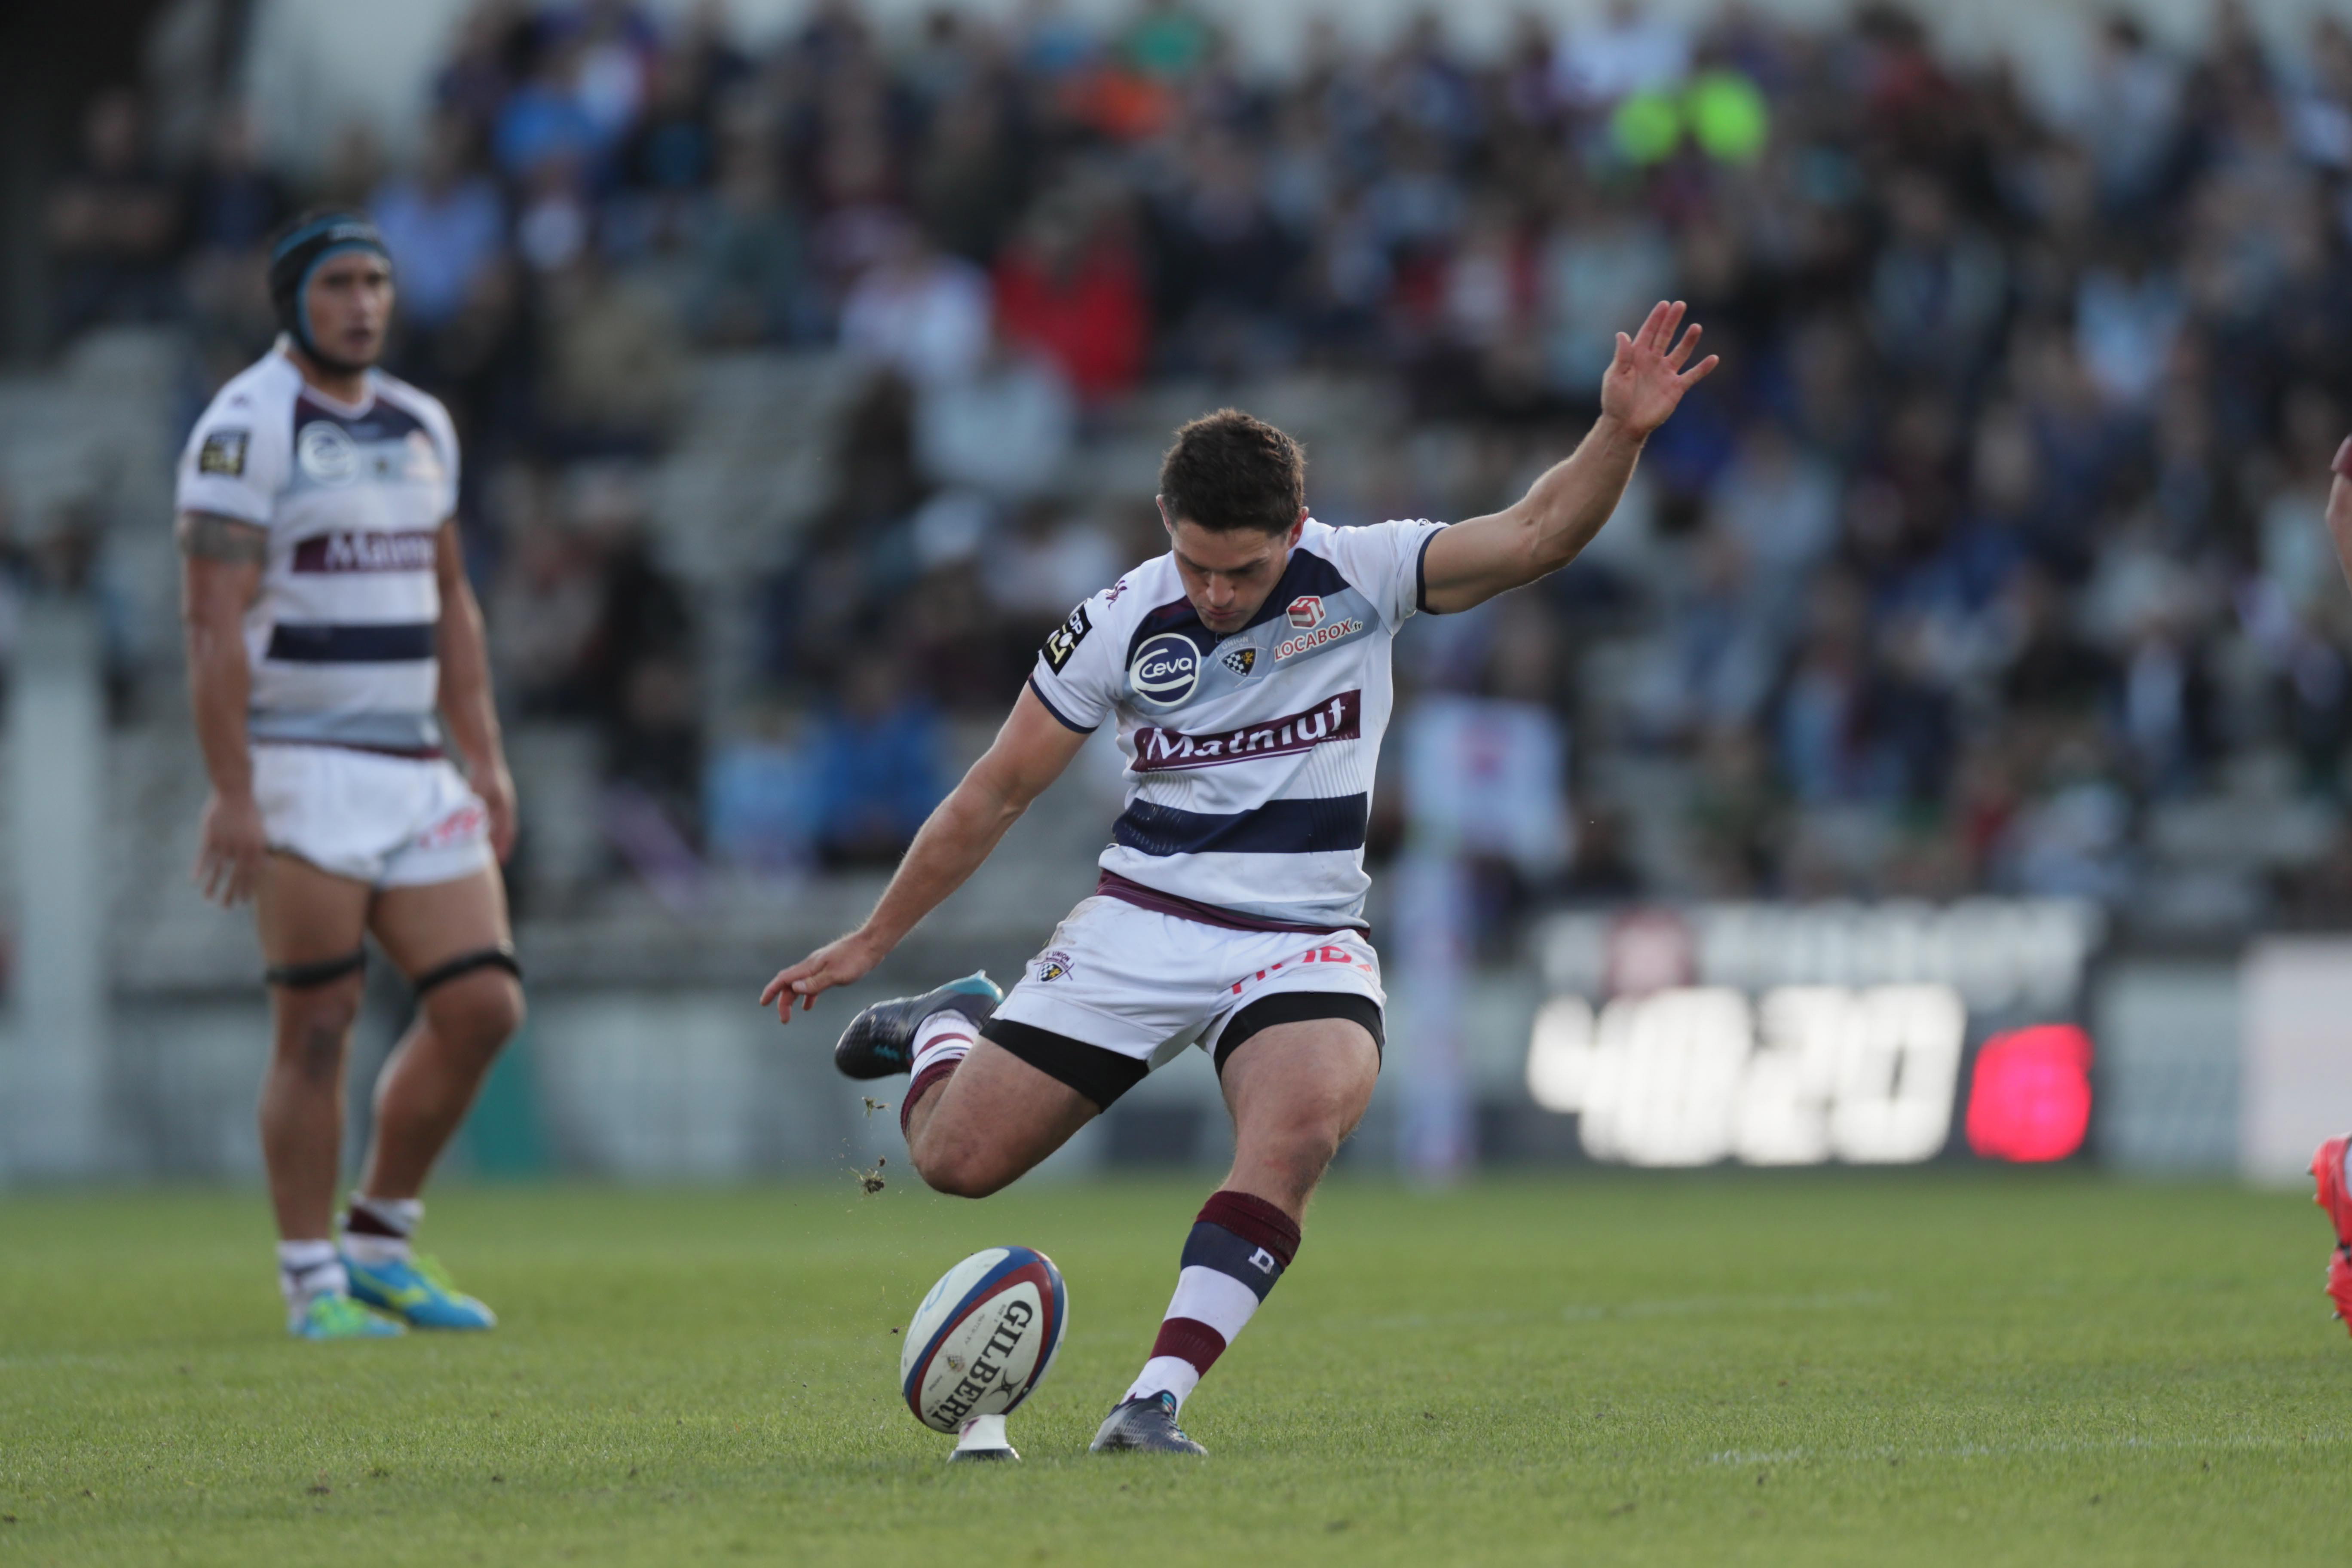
[1161,504,1305,634]
[303,251,394,368]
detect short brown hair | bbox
[1158,409,1305,534]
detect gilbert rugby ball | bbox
[900,1246,1068,1433]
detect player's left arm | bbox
[1420,299,1718,614]
[433,518,517,860]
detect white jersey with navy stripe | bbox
[1027,517,1446,931]
[174,345,457,753]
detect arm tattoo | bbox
[178,512,268,564]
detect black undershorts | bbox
[981,992,1384,1112]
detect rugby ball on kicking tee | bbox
[900,1246,1068,1433]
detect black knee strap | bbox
[411,944,521,997]
[265,949,367,989]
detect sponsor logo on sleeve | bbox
[1042,603,1091,674]
[1220,646,1257,677]
[297,422,360,486]
[196,429,249,477]
[1287,595,1326,629]
[1129,631,1203,707]
[1131,690,1361,772]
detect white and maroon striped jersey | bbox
[174,346,458,754]
[1028,517,1446,932]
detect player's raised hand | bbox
[1601,300,1719,437]
[194,789,269,906]
[761,930,883,1023]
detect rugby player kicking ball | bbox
[765,300,1717,1450]
[176,212,524,1338]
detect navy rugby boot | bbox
[1088,1393,1208,1456]
[833,971,1002,1080]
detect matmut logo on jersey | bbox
[1132,690,1362,772]
[291,530,439,573]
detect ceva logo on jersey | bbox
[1129,631,1203,707]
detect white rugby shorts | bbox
[252,742,493,888]
[990,894,1384,1072]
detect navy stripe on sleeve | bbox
[264,622,436,662]
[1415,524,1447,615]
[1026,674,1097,733]
[1112,794,1369,857]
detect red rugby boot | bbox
[2312,1136,2352,1247]
[2311,1137,2352,1336]
[2328,1246,2352,1335]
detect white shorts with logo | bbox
[252,743,493,889]
[990,894,1385,1074]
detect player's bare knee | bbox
[911,1135,1011,1199]
[272,986,359,1079]
[434,973,524,1052]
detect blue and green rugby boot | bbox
[343,1252,498,1330]
[290,1291,404,1341]
[833,971,1002,1080]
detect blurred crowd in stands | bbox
[40,0,2352,925]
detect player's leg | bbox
[1096,995,1381,1455]
[343,864,522,1328]
[254,851,396,1338]
[837,902,1175,1195]
[836,974,1119,1196]
[906,1037,1099,1197]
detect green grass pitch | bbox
[2,1173,2344,1565]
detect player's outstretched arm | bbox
[761,683,1090,1023]
[433,518,517,860]
[178,510,269,905]
[1420,299,1718,614]
[2323,438,2352,591]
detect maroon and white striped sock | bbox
[900,1011,978,1138]
[1125,1189,1301,1411]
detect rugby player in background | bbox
[2309,432,2352,1334]
[175,212,523,1339]
[765,300,1716,1452]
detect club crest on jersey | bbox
[297,422,360,486]
[1035,950,1075,983]
[1043,603,1091,674]
[1287,595,1326,629]
[1129,631,1202,707]
[1221,646,1257,677]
